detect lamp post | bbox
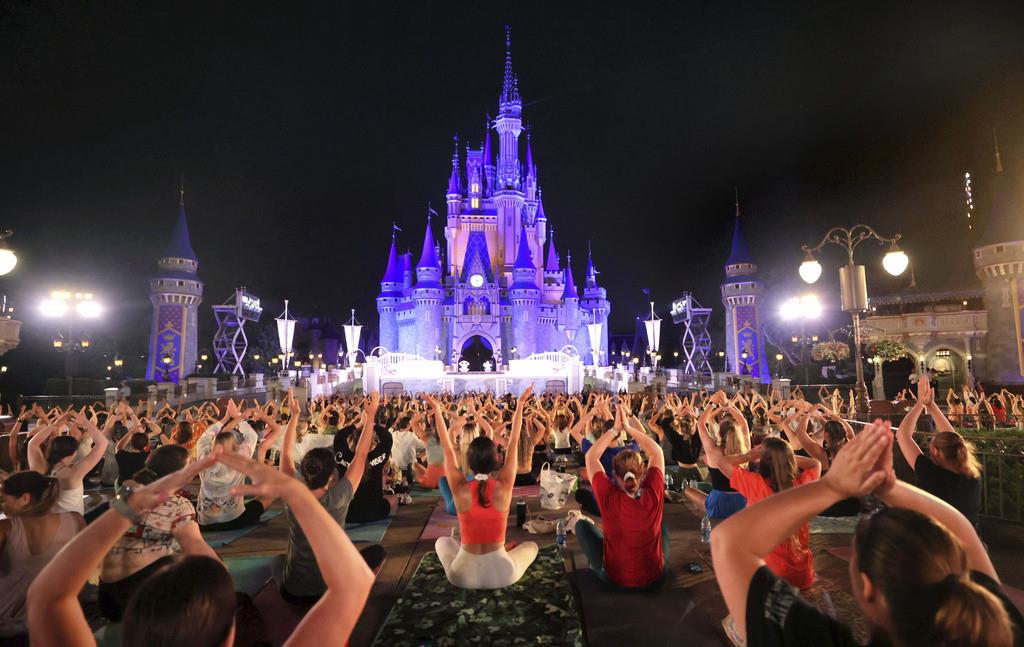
[780,294,822,385]
[799,225,908,420]
[41,290,102,396]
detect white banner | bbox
[586,322,602,366]
[343,324,362,368]
[276,300,295,364]
[644,317,661,354]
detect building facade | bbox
[377,29,611,369]
[146,192,203,382]
[720,201,770,380]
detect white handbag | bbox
[539,462,578,510]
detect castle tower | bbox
[542,227,563,304]
[509,226,541,357]
[561,253,581,349]
[146,190,203,382]
[376,235,403,353]
[973,136,1024,384]
[493,25,525,269]
[413,217,445,359]
[580,245,612,365]
[720,197,769,380]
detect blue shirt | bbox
[582,437,640,477]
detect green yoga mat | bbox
[372,545,583,647]
[225,554,276,596]
[809,515,861,534]
[345,509,396,543]
[201,508,285,547]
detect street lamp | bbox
[41,290,102,395]
[799,225,908,419]
[0,230,17,276]
[780,294,822,385]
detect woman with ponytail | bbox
[712,420,1022,647]
[428,387,538,590]
[97,445,219,621]
[0,471,83,639]
[684,395,750,520]
[726,436,821,589]
[897,374,982,527]
[576,404,668,590]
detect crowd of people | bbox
[0,373,1019,646]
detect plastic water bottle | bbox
[700,514,712,544]
[555,519,567,548]
[664,472,674,492]
[516,497,527,528]
[450,525,460,543]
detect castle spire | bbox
[994,127,1004,174]
[483,115,493,166]
[562,252,578,300]
[586,242,598,282]
[513,226,534,270]
[545,229,560,272]
[381,236,403,283]
[417,213,440,270]
[163,189,197,261]
[447,134,462,195]
[500,25,520,109]
[726,190,753,267]
[525,129,535,176]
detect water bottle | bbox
[451,524,460,543]
[700,514,712,544]
[664,472,674,492]
[516,497,527,528]
[689,478,699,491]
[555,519,567,548]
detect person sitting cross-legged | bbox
[275,392,388,605]
[575,404,669,590]
[428,387,539,590]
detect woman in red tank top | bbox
[427,387,539,590]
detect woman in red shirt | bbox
[576,404,668,590]
[704,432,820,590]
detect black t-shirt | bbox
[745,565,1024,647]
[334,425,392,504]
[914,455,981,527]
[664,425,702,465]
[115,450,148,482]
[709,467,737,493]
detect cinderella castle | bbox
[377,28,611,370]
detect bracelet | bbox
[111,486,144,524]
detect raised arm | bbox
[499,386,532,482]
[584,413,619,481]
[27,414,66,473]
[712,423,892,642]
[343,392,380,489]
[896,377,931,469]
[624,408,665,474]
[64,410,110,481]
[27,452,218,647]
[279,394,300,478]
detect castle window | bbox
[471,198,479,209]
[996,245,1005,253]
[471,182,480,193]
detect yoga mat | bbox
[825,545,853,562]
[677,548,716,588]
[94,623,122,647]
[202,508,284,548]
[802,574,870,644]
[809,515,860,534]
[225,555,276,596]
[410,487,440,498]
[345,508,397,544]
[512,483,541,498]
[372,544,583,647]
[253,581,306,646]
[420,497,460,541]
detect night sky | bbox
[2,2,1024,394]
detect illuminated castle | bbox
[377,28,611,369]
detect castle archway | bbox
[460,335,494,372]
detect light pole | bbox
[780,294,822,385]
[799,225,908,420]
[41,290,102,396]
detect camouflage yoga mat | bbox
[372,544,584,646]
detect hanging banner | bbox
[586,322,602,367]
[275,300,295,367]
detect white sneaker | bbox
[399,493,413,505]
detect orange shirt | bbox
[730,467,819,590]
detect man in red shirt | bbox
[576,404,668,589]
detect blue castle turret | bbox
[375,26,612,369]
[720,195,769,380]
[146,189,204,382]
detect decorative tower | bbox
[720,196,769,380]
[561,253,581,350]
[509,226,541,357]
[542,228,563,304]
[493,25,526,269]
[413,217,445,359]
[580,245,612,365]
[376,234,403,353]
[973,135,1024,384]
[146,189,203,382]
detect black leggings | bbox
[200,500,265,532]
[99,555,176,621]
[346,496,391,524]
[275,544,388,605]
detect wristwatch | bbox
[111,484,144,524]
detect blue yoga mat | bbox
[202,508,285,548]
[225,554,276,596]
[345,510,396,543]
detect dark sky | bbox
[2,1,1024,393]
